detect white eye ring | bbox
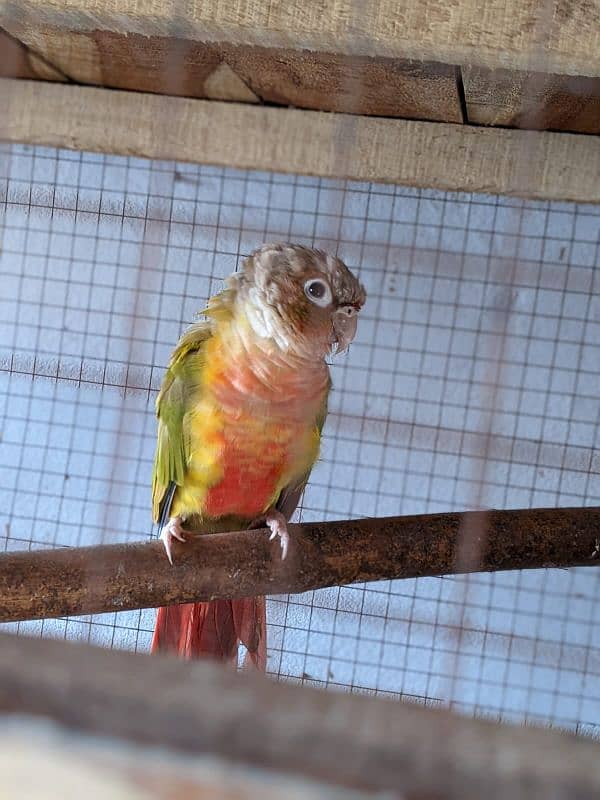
[304,278,332,307]
[338,305,358,317]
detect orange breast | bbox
[183,324,325,521]
[199,405,310,520]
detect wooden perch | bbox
[0,507,598,623]
[1,633,600,799]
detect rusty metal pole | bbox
[0,507,598,622]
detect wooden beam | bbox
[0,507,598,623]
[2,3,599,133]
[3,716,363,800]
[2,28,262,103]
[218,45,462,121]
[464,66,600,134]
[1,0,599,78]
[5,29,461,122]
[1,633,600,799]
[1,79,599,202]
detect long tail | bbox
[151,597,267,670]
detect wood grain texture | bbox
[0,507,598,623]
[1,27,461,119]
[219,44,462,120]
[76,33,258,102]
[0,27,66,81]
[2,717,366,800]
[1,0,599,77]
[5,28,222,93]
[464,66,600,134]
[2,633,600,799]
[1,79,599,202]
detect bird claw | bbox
[160,516,186,565]
[249,510,289,560]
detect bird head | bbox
[235,243,366,358]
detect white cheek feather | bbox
[243,287,293,351]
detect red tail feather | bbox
[151,597,266,669]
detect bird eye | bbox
[304,278,332,307]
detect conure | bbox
[151,243,366,666]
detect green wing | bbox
[276,378,331,520]
[151,322,211,523]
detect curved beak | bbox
[332,310,358,353]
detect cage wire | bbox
[0,140,599,737]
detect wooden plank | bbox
[8,28,261,102]
[1,79,599,202]
[20,29,221,90]
[1,0,599,77]
[219,45,462,121]
[2,633,600,799]
[3,717,366,800]
[464,66,600,134]
[0,507,599,623]
[0,27,462,120]
[0,27,66,81]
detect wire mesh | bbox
[0,142,599,736]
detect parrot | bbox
[150,242,366,667]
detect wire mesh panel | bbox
[0,143,599,736]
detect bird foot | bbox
[160,516,186,565]
[249,509,289,560]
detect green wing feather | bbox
[151,322,211,522]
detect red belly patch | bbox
[203,457,284,519]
